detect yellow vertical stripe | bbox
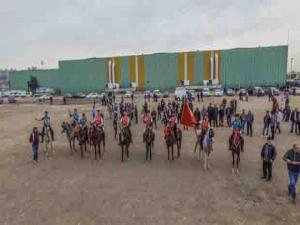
[129,56,136,82]
[187,52,194,85]
[114,57,121,84]
[178,53,184,85]
[203,51,211,80]
[106,58,110,82]
[138,55,145,90]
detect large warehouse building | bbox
[9,45,288,93]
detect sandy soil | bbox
[1,96,300,225]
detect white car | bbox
[38,94,51,102]
[124,91,132,98]
[86,93,100,99]
[202,88,211,97]
[175,87,187,100]
[294,87,300,95]
[214,89,224,97]
[152,89,162,98]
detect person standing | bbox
[213,104,219,127]
[194,107,201,123]
[151,108,157,129]
[262,111,271,136]
[290,108,298,133]
[29,127,40,162]
[283,144,300,204]
[197,91,200,102]
[246,110,254,137]
[134,105,138,124]
[200,90,204,102]
[261,137,277,181]
[207,103,214,127]
[157,102,162,121]
[240,109,247,134]
[226,105,232,127]
[219,106,225,127]
[91,104,96,119]
[270,113,277,140]
[276,110,282,133]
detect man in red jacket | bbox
[29,127,40,162]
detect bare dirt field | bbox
[1,96,300,225]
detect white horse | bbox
[44,126,54,157]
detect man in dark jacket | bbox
[29,127,40,162]
[283,144,300,204]
[226,106,233,127]
[246,110,254,137]
[261,137,277,181]
[262,111,271,136]
[193,107,201,123]
[213,104,219,127]
[207,103,214,127]
[290,108,298,133]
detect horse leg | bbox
[177,141,180,158]
[99,142,101,159]
[126,145,129,160]
[80,144,84,159]
[94,144,97,160]
[204,151,207,171]
[146,144,148,160]
[150,144,152,160]
[236,151,240,175]
[168,146,170,160]
[172,145,174,161]
[69,139,72,154]
[121,145,124,162]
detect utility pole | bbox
[290,58,294,73]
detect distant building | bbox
[0,70,9,91]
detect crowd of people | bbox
[29,89,300,204]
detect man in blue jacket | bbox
[261,137,277,181]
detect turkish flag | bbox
[180,102,196,127]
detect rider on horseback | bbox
[69,108,80,126]
[79,113,89,141]
[230,114,244,151]
[169,112,178,137]
[163,123,171,139]
[119,112,132,144]
[94,110,104,131]
[36,111,54,143]
[144,110,153,129]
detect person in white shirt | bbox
[276,110,283,133]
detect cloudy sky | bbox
[1,0,299,71]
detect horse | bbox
[90,125,105,160]
[113,113,118,140]
[165,130,176,160]
[119,126,131,162]
[174,127,182,158]
[61,121,78,154]
[143,126,155,160]
[78,126,88,159]
[194,127,214,170]
[229,130,244,175]
[44,126,54,157]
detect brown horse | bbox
[78,126,88,159]
[229,130,244,175]
[61,121,78,154]
[165,130,176,160]
[113,115,118,140]
[119,127,131,162]
[90,125,105,160]
[143,127,155,160]
[175,127,182,158]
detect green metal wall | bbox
[120,56,130,88]
[9,69,59,90]
[58,58,107,94]
[144,53,178,91]
[194,51,203,85]
[221,45,288,88]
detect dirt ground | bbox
[1,95,300,225]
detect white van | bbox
[175,87,187,100]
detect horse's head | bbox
[233,129,240,146]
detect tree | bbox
[27,76,39,94]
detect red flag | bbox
[180,102,196,127]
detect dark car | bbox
[8,96,17,103]
[72,92,86,98]
[0,97,3,104]
[64,93,72,98]
[239,89,248,101]
[253,87,265,96]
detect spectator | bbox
[261,137,277,181]
[262,111,271,136]
[240,109,247,133]
[276,110,282,133]
[290,108,298,133]
[283,144,300,204]
[246,110,254,137]
[226,105,233,127]
[219,106,225,127]
[194,107,201,123]
[29,127,40,162]
[213,104,219,127]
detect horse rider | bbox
[163,123,171,139]
[119,112,132,144]
[230,114,244,151]
[69,108,80,126]
[79,113,89,140]
[169,112,178,137]
[94,110,104,131]
[143,110,153,130]
[35,111,54,143]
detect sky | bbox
[1,0,299,71]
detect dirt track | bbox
[1,96,300,225]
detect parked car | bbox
[144,90,152,98]
[225,88,235,96]
[202,88,211,97]
[2,91,10,97]
[72,92,86,98]
[152,89,162,98]
[0,97,3,104]
[186,90,195,100]
[252,87,265,96]
[8,96,17,103]
[264,87,280,96]
[38,94,51,102]
[162,91,170,98]
[239,89,248,101]
[64,93,72,98]
[124,90,132,98]
[86,93,100,99]
[213,88,224,97]
[175,87,187,100]
[290,87,300,95]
